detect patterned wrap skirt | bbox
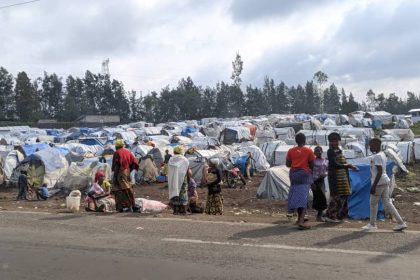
[112,169,135,211]
[205,193,224,215]
[287,169,313,212]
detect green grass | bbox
[412,123,420,136]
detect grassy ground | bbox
[411,123,420,136]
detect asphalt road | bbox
[1,211,420,280]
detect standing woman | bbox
[205,161,224,215]
[168,146,190,215]
[312,146,328,221]
[324,132,358,223]
[286,133,315,230]
[112,139,139,212]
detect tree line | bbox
[0,59,418,125]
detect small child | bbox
[36,183,49,201]
[362,138,407,231]
[312,146,328,221]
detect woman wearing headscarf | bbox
[205,161,224,215]
[85,171,114,212]
[168,146,190,214]
[112,139,139,212]
[324,132,358,223]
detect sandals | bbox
[298,224,311,230]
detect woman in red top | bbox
[286,133,315,230]
[112,139,139,212]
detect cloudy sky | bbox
[1,0,419,101]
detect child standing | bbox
[362,138,407,231]
[312,146,328,221]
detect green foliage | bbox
[0,67,15,120]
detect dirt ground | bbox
[1,165,420,227]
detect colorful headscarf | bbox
[95,171,105,183]
[115,139,125,148]
[173,146,183,155]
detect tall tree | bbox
[201,87,217,118]
[366,89,376,112]
[15,72,40,121]
[347,92,359,113]
[304,81,320,114]
[40,72,63,119]
[143,91,159,124]
[313,71,328,113]
[231,52,243,87]
[0,67,15,120]
[275,81,289,114]
[340,88,348,114]
[323,83,340,113]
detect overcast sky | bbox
[1,0,419,101]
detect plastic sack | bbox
[135,198,168,213]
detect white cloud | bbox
[0,0,418,102]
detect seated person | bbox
[36,183,49,200]
[85,171,114,212]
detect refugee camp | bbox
[3,0,420,279]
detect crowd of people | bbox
[286,132,408,231]
[14,134,409,231]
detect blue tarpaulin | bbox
[181,127,198,136]
[22,143,50,157]
[348,161,394,220]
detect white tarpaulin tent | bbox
[256,166,290,200]
[273,127,295,140]
[230,145,270,171]
[2,150,24,180]
[382,129,415,141]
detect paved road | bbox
[1,211,420,280]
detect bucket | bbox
[66,190,81,212]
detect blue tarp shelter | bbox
[22,143,50,157]
[348,161,394,220]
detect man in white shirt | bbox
[362,138,407,231]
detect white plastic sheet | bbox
[167,155,189,199]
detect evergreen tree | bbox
[83,70,99,114]
[323,83,340,113]
[340,88,348,114]
[62,75,81,122]
[0,67,15,120]
[201,87,217,118]
[347,92,359,113]
[304,81,320,114]
[15,72,40,121]
[40,72,63,119]
[215,82,230,118]
[111,79,130,122]
[275,82,289,113]
[143,91,159,124]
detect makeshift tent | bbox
[365,111,393,125]
[382,142,415,165]
[230,145,270,171]
[382,129,415,141]
[414,139,420,161]
[188,157,207,186]
[273,127,295,141]
[22,143,50,157]
[56,161,111,192]
[256,166,289,199]
[2,150,24,180]
[132,144,153,158]
[219,127,252,145]
[11,147,69,188]
[344,142,367,158]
